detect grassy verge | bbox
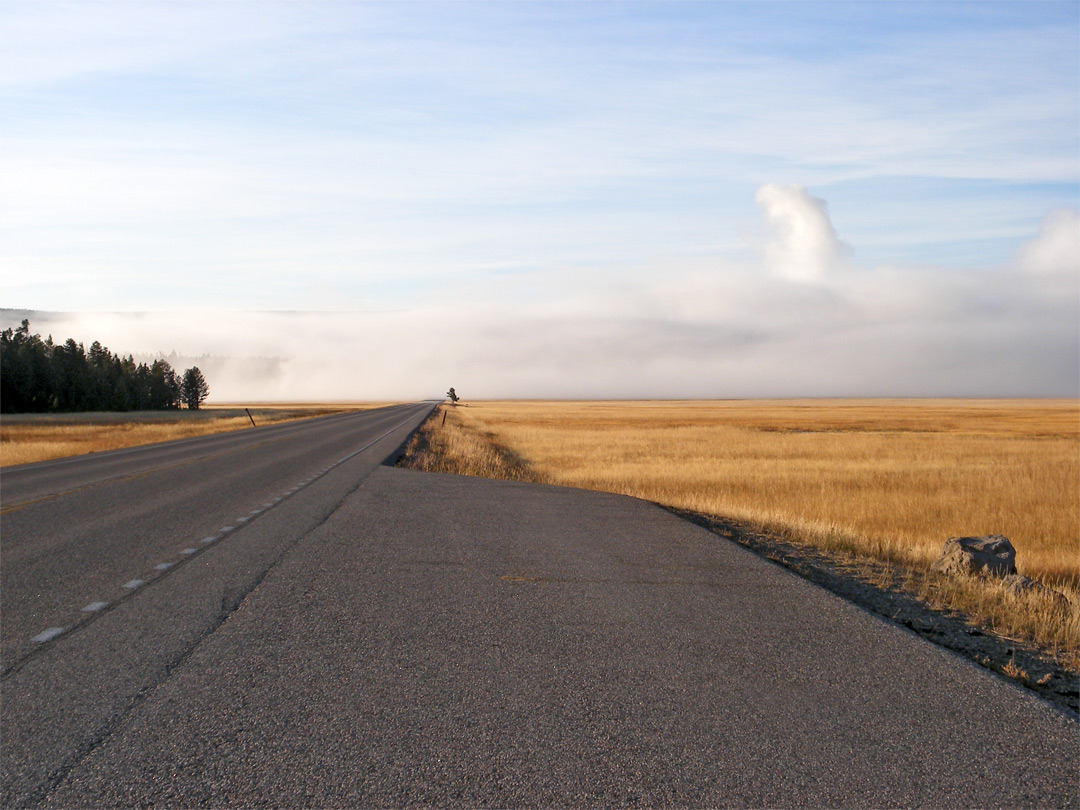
[1,403,387,467]
[400,400,1080,672]
[400,406,540,482]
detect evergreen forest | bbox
[0,320,209,413]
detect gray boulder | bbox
[931,535,1017,578]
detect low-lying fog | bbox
[5,190,1077,401]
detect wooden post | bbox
[441,409,447,427]
[245,408,257,427]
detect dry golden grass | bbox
[402,408,538,482]
[913,568,1079,668]
[404,400,1079,660]
[0,404,386,467]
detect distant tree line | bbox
[0,320,209,413]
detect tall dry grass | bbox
[0,405,380,467]
[401,408,539,482]
[404,400,1080,660]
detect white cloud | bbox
[754,184,849,282]
[2,1,1075,398]
[1015,208,1080,277]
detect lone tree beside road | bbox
[181,366,210,409]
[446,387,460,405]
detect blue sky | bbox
[1,1,1077,398]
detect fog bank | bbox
[5,196,1076,401]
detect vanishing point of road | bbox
[1,402,1077,807]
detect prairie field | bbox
[403,399,1080,660]
[0,403,387,467]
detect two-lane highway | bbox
[2,402,431,671]
[3,401,1077,808]
[1,402,434,806]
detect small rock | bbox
[903,616,933,633]
[1002,574,1069,606]
[931,535,1017,578]
[1002,574,1042,596]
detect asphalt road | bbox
[1,402,434,670]
[1,402,434,805]
[3,409,1078,807]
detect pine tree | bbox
[181,366,210,410]
[149,359,181,409]
[0,321,205,413]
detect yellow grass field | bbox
[0,403,389,467]
[404,399,1079,660]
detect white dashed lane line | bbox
[31,627,66,644]
[27,481,314,645]
[21,405,433,650]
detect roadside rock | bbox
[1003,574,1045,596]
[931,535,1017,578]
[1002,574,1070,606]
[670,508,1079,718]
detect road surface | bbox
[2,404,1077,807]
[1,402,433,670]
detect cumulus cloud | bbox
[1015,208,1080,277]
[754,183,850,282]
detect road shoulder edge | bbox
[668,506,1079,720]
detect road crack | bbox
[27,480,371,808]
